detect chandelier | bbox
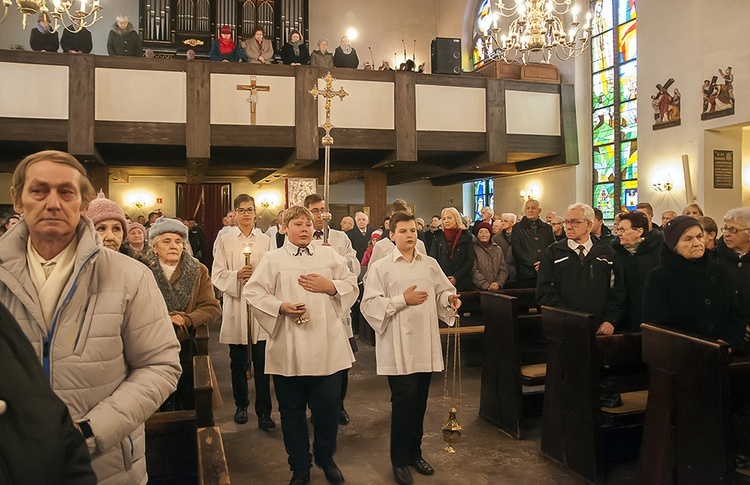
[1,0,102,32]
[479,0,593,65]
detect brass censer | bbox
[441,309,463,453]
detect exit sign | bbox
[157,198,163,204]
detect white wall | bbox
[492,166,578,218]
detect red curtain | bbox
[201,184,227,270]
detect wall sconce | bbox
[126,191,153,212]
[132,197,146,209]
[520,189,535,202]
[652,176,673,192]
[257,192,279,214]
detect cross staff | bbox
[237,76,271,125]
[309,72,348,243]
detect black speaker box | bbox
[431,37,461,75]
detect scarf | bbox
[481,238,493,249]
[340,43,352,55]
[291,40,300,57]
[146,250,199,312]
[624,237,644,255]
[255,38,263,51]
[443,227,462,260]
[219,36,235,55]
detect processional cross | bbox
[236,76,270,125]
[309,72,348,243]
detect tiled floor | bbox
[209,322,637,484]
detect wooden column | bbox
[394,71,417,162]
[364,170,387,232]
[560,83,579,166]
[295,66,319,161]
[68,55,95,156]
[186,60,211,182]
[486,78,507,164]
[84,160,109,196]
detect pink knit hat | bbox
[86,192,128,232]
[127,221,147,239]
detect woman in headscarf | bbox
[310,37,334,68]
[428,207,475,291]
[281,30,310,65]
[210,25,242,62]
[471,221,508,291]
[145,217,221,410]
[333,35,359,68]
[85,192,131,256]
[106,15,142,57]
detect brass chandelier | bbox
[2,0,102,32]
[479,0,593,64]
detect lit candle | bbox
[572,4,579,23]
[93,0,99,6]
[493,12,498,29]
[79,0,85,11]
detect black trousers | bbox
[388,372,432,467]
[251,340,272,418]
[228,344,249,408]
[273,371,344,473]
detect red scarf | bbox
[443,227,462,259]
[219,36,235,55]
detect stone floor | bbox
[209,321,638,484]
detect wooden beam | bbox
[83,159,109,196]
[95,122,186,145]
[0,118,67,142]
[560,83,580,166]
[295,66,319,161]
[252,151,316,185]
[416,132,486,151]
[486,78,507,164]
[186,60,211,159]
[211,126,295,147]
[320,128,395,150]
[507,134,561,155]
[68,55,95,156]
[364,170,387,232]
[394,71,417,161]
[329,170,362,184]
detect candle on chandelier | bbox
[79,0,86,11]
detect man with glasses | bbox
[212,194,276,429]
[716,207,750,326]
[661,209,677,227]
[550,213,566,242]
[511,199,555,288]
[537,203,626,335]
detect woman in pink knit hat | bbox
[86,192,129,254]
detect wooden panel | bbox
[186,61,211,159]
[560,83,580,166]
[486,79,507,164]
[197,427,230,485]
[68,55,95,156]
[319,67,395,82]
[295,66,319,160]
[208,62,296,76]
[0,49,70,65]
[395,71,417,161]
[211,126,295,147]
[507,135,561,154]
[503,79,560,94]
[94,55,186,72]
[84,161,109,195]
[0,118,67,142]
[417,132,486,151]
[416,73,487,88]
[95,122,186,145]
[364,170,387,234]
[319,128,394,150]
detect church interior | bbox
[1,0,749,483]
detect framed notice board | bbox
[713,150,733,189]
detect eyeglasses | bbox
[551,222,563,226]
[721,226,750,234]
[563,219,586,227]
[235,207,256,214]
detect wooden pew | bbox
[479,291,545,439]
[540,306,648,484]
[197,426,231,485]
[639,323,750,485]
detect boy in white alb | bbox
[362,211,461,485]
[211,194,275,429]
[244,206,357,485]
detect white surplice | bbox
[243,242,358,377]
[310,228,360,338]
[367,237,428,273]
[361,248,456,375]
[211,226,272,344]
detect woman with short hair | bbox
[107,15,142,56]
[245,27,274,64]
[682,203,704,218]
[281,30,310,65]
[428,207,475,291]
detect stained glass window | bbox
[591,0,637,219]
[473,179,494,221]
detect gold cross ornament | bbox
[309,72,348,146]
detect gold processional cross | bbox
[236,76,270,125]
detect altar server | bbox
[212,194,275,428]
[244,205,358,485]
[362,211,461,485]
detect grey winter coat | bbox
[0,219,181,484]
[471,240,509,290]
[107,21,142,57]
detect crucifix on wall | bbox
[236,76,270,125]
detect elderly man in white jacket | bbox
[0,150,181,484]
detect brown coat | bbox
[167,262,221,341]
[245,38,274,64]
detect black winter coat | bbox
[333,47,359,68]
[346,227,372,262]
[611,232,662,332]
[643,245,745,349]
[428,229,475,291]
[536,238,626,326]
[61,26,92,53]
[0,301,96,484]
[106,22,142,57]
[510,217,555,282]
[29,27,59,52]
[715,237,750,323]
[281,42,310,64]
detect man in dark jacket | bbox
[716,207,750,328]
[61,18,93,53]
[537,203,626,335]
[346,211,372,262]
[592,208,615,246]
[511,199,555,287]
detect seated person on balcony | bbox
[311,38,334,68]
[245,27,274,64]
[281,30,310,65]
[61,17,92,54]
[107,15,142,57]
[333,36,358,68]
[210,25,242,62]
[29,13,59,52]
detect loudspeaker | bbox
[431,37,461,75]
